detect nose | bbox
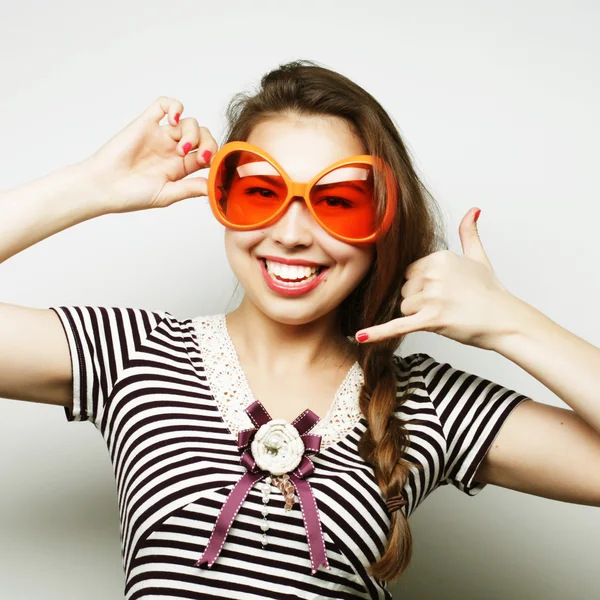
[269,197,315,248]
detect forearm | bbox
[492,294,600,435]
[0,160,109,265]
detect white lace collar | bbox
[191,314,365,450]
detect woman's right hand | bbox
[83,96,218,214]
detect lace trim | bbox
[191,314,364,450]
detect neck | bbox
[225,297,357,376]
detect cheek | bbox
[350,252,375,282]
[224,229,265,262]
[317,233,374,275]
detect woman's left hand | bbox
[355,208,522,351]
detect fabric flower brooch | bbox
[194,400,330,575]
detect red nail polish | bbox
[174,113,180,124]
[182,142,192,155]
[357,332,369,342]
[474,209,481,222]
[202,150,212,163]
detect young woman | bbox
[1,61,599,600]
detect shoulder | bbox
[389,352,442,426]
[154,311,223,331]
[183,313,225,341]
[391,352,472,399]
[391,352,439,389]
[125,311,225,353]
[392,351,444,374]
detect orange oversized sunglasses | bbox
[207,141,398,244]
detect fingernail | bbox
[357,332,369,342]
[174,113,180,124]
[182,142,192,155]
[202,150,212,163]
[474,209,481,222]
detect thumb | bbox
[161,176,209,206]
[459,208,492,268]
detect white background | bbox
[0,1,598,598]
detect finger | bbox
[404,254,432,280]
[195,126,218,168]
[174,117,201,155]
[180,132,218,175]
[400,290,427,316]
[400,275,424,300]
[458,207,492,268]
[145,96,184,127]
[355,312,431,343]
[167,121,218,166]
[159,176,209,206]
[182,148,212,175]
[162,116,193,145]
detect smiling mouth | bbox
[259,258,327,284]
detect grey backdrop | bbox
[1,1,598,598]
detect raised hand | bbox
[84,96,217,213]
[355,208,521,351]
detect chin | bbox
[251,295,340,327]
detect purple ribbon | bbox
[194,400,330,575]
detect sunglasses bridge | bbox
[287,181,312,199]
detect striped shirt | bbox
[49,306,530,600]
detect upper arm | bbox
[0,303,170,425]
[0,302,72,407]
[417,353,531,496]
[474,399,600,507]
[48,305,170,424]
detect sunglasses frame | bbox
[207,141,397,244]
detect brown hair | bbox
[222,60,447,582]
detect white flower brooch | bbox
[251,418,305,476]
[194,399,330,575]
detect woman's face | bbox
[224,114,375,326]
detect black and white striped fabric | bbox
[49,306,530,600]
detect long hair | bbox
[222,60,447,582]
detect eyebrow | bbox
[316,166,369,184]
[236,175,368,195]
[237,162,279,177]
[237,161,370,187]
[238,174,287,186]
[314,181,368,193]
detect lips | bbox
[258,254,327,268]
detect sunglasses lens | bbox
[309,164,376,239]
[214,150,287,226]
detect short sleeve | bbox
[415,352,531,496]
[49,306,170,425]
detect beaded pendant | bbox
[259,474,296,546]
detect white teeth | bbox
[265,259,319,281]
